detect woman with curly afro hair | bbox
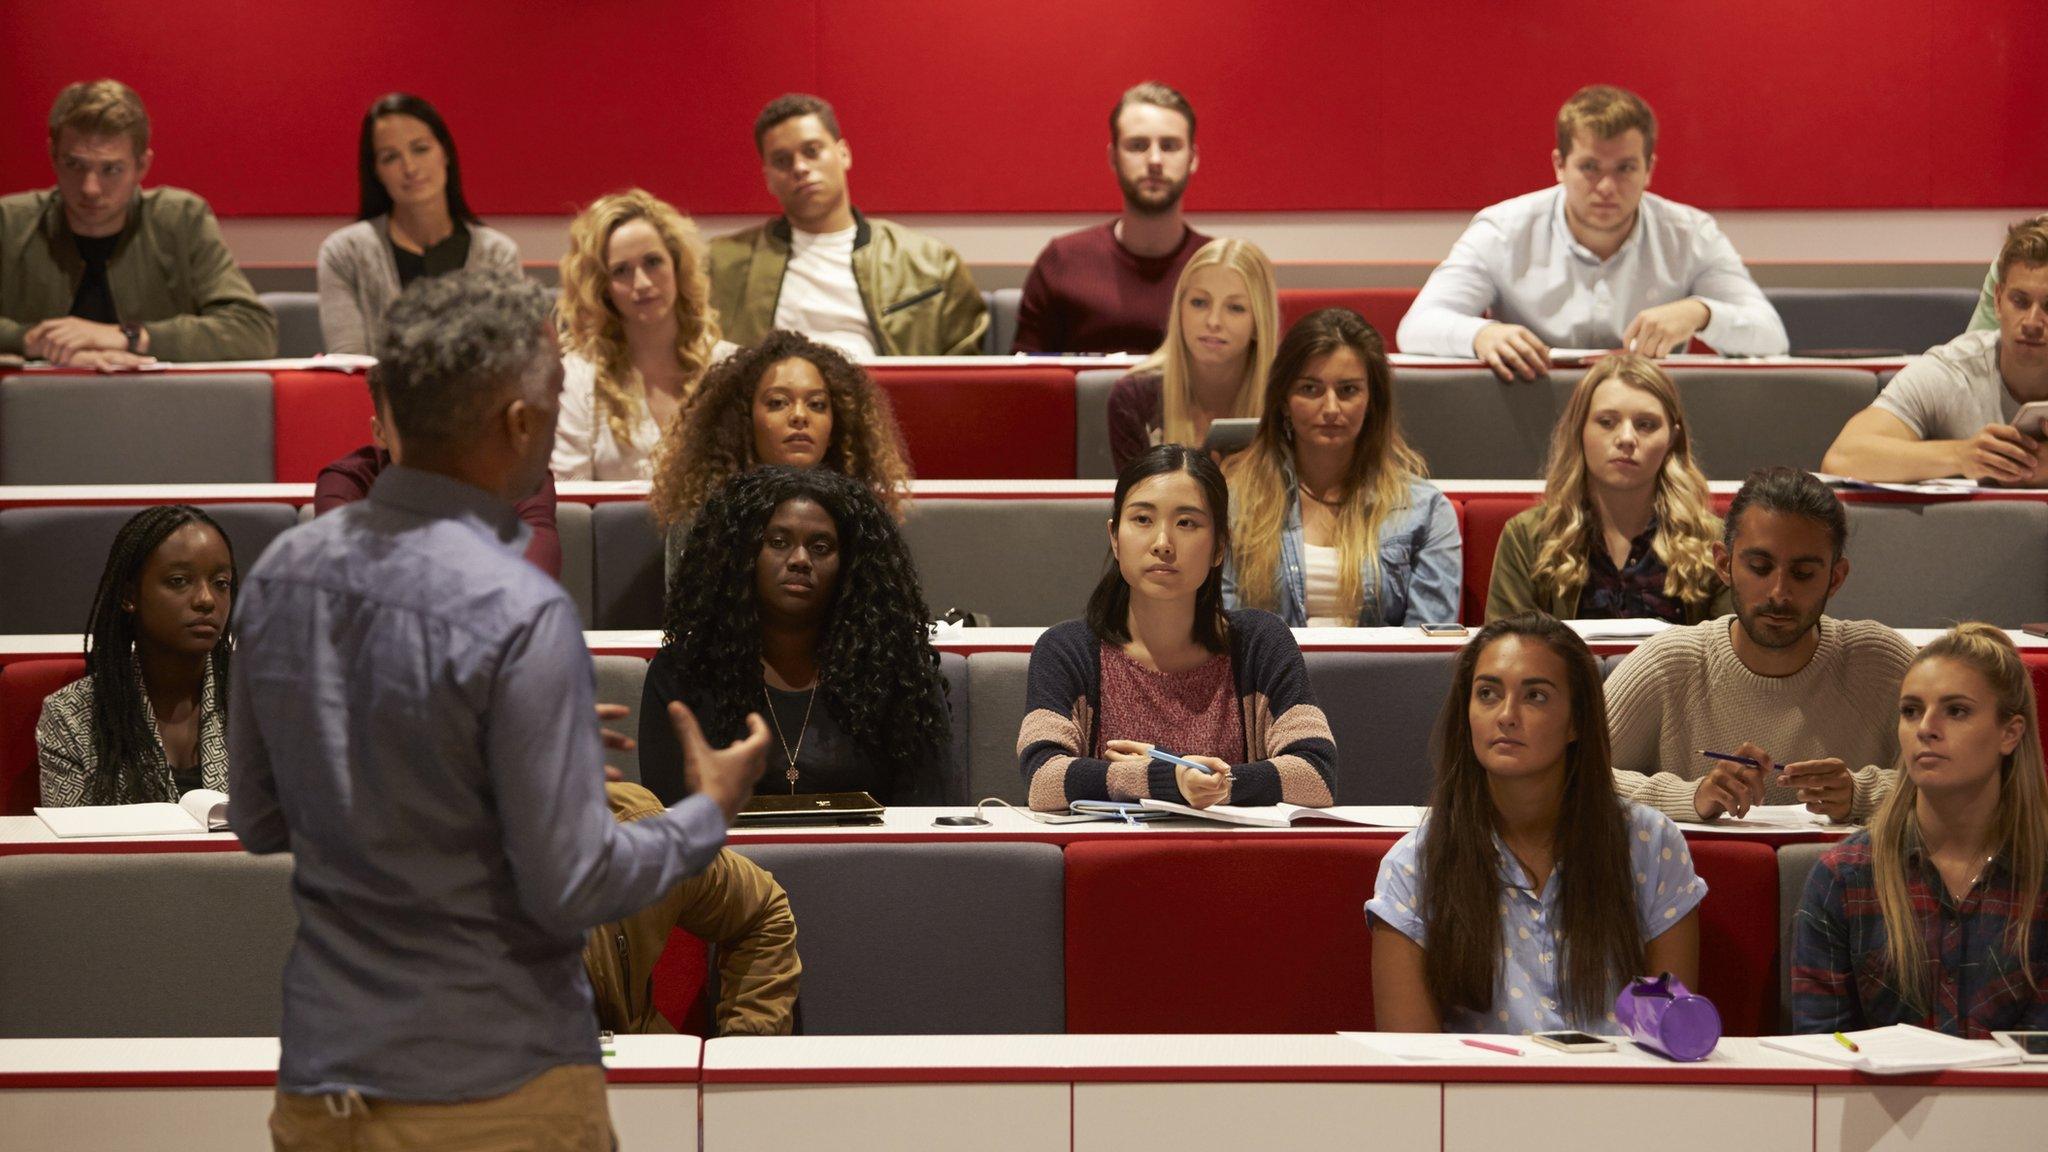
[648,329,914,580]
[637,465,952,806]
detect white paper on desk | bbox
[1688,804,1844,835]
[36,801,206,837]
[1760,1024,2022,1074]
[133,354,375,374]
[1565,618,1673,641]
[1809,473,1981,497]
[1338,1032,1523,1061]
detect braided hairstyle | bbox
[80,505,237,805]
[661,467,950,800]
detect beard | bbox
[1731,593,1827,651]
[1118,171,1188,217]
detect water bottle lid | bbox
[1656,995,1723,1061]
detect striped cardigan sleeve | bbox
[1018,620,1116,811]
[1228,610,1337,807]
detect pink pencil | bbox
[1460,1038,1524,1057]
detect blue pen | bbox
[1698,749,1763,769]
[1148,747,1219,775]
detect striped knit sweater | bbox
[1604,614,1915,823]
[1017,609,1338,812]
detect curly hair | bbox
[557,189,722,453]
[81,505,236,805]
[649,329,914,530]
[661,467,951,801]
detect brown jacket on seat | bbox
[581,782,800,1036]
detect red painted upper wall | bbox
[3,0,2042,217]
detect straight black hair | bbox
[1085,443,1232,652]
[1722,466,1847,558]
[356,92,480,225]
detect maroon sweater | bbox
[313,445,563,578]
[1011,221,1209,354]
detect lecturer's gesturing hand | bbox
[670,702,770,824]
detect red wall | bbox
[5,0,2043,217]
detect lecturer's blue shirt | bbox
[228,465,726,1101]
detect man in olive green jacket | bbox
[1,79,275,366]
[708,93,986,358]
[583,781,800,1036]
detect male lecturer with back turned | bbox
[228,270,769,1150]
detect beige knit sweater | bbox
[1604,615,1916,823]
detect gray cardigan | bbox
[316,216,520,354]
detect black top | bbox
[69,232,120,324]
[637,645,907,805]
[390,224,472,288]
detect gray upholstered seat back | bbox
[983,287,1022,355]
[902,497,1111,626]
[1393,369,1574,480]
[260,291,325,358]
[0,852,297,1037]
[967,652,1032,803]
[1075,369,1123,479]
[1304,652,1456,805]
[1671,369,1881,478]
[1776,841,1831,1028]
[1765,288,1979,356]
[591,501,665,630]
[593,655,650,783]
[0,373,275,484]
[1833,501,2048,627]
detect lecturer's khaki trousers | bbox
[269,1064,613,1152]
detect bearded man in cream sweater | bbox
[1604,468,1914,823]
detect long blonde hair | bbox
[557,189,721,452]
[1870,623,2048,1009]
[1224,308,1426,623]
[1530,356,1718,608]
[1138,238,1278,449]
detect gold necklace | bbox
[1298,481,1342,507]
[762,683,817,795]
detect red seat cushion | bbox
[274,370,375,483]
[1064,838,1390,1033]
[650,927,710,1035]
[1278,289,1420,348]
[1687,839,1781,1035]
[0,659,87,815]
[867,367,1076,478]
[1458,495,1541,624]
[2025,653,2047,725]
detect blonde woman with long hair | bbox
[1793,623,2048,1036]
[1104,238,1278,470]
[552,189,735,480]
[1221,308,1459,625]
[1485,355,1728,622]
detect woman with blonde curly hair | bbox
[1105,238,1279,470]
[1485,355,1729,623]
[552,189,735,480]
[650,329,914,575]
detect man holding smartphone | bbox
[1823,217,2048,486]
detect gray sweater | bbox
[315,216,520,354]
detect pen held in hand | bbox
[1148,746,1222,776]
[1698,749,1764,770]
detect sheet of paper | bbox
[1338,1032,1524,1061]
[1565,618,1674,641]
[1335,806,1427,828]
[34,803,204,838]
[1686,804,1842,836]
[1761,1025,2021,1073]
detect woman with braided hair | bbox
[637,466,952,806]
[38,504,236,806]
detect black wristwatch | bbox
[120,322,142,354]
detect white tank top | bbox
[1302,543,1348,626]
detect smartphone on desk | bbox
[1993,1032,2048,1062]
[1530,1030,1616,1053]
[1419,622,1469,637]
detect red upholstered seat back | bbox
[1277,289,1420,348]
[867,367,1076,479]
[273,371,375,483]
[1064,837,1391,1033]
[2026,654,2048,727]
[1458,495,1541,624]
[0,658,88,815]
[1686,839,1781,1035]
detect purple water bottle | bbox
[1614,972,1721,1061]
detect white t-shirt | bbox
[1302,542,1347,627]
[549,342,738,481]
[1871,328,2024,441]
[773,226,878,360]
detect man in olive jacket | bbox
[708,93,986,358]
[1,79,275,366]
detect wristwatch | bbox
[120,323,142,354]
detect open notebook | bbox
[1135,800,1421,828]
[1760,1025,2023,1075]
[35,789,229,838]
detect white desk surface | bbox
[0,1035,699,1086]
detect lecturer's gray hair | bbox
[374,270,558,448]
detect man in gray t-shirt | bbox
[1822,217,2048,486]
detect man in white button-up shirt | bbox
[1398,85,1787,381]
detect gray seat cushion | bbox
[1832,500,2048,628]
[1777,842,1832,1029]
[0,503,300,634]
[966,652,1032,804]
[732,841,1065,1034]
[1075,369,1122,479]
[1671,369,1881,478]
[0,852,297,1037]
[0,373,276,484]
[903,498,1110,626]
[1305,651,1456,805]
[1765,288,1979,356]
[260,291,325,358]
[591,501,665,630]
